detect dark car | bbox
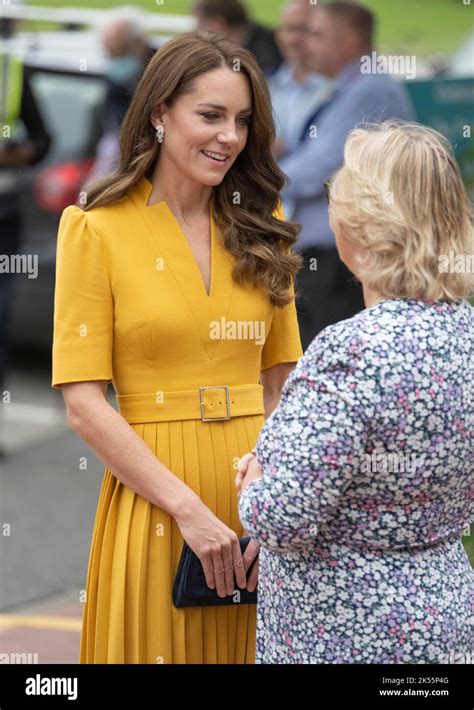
[7,29,161,351]
[6,31,107,351]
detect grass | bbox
[463,530,474,565]
[24,0,473,57]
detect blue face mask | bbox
[105,55,141,85]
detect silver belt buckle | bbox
[199,385,231,422]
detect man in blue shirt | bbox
[279,2,414,349]
[268,0,333,159]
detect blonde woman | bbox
[51,31,303,663]
[237,120,474,663]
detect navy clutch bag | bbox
[172,536,258,607]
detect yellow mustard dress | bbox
[51,175,303,664]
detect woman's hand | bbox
[174,498,247,598]
[235,448,256,494]
[242,538,260,592]
[235,451,264,496]
[235,452,262,591]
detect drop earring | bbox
[155,125,164,143]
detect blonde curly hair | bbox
[328,120,474,301]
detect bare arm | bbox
[62,380,247,596]
[63,380,197,515]
[260,361,296,418]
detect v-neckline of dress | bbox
[138,175,215,300]
[130,175,235,361]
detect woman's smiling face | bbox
[151,66,253,187]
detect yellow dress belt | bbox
[115,384,265,424]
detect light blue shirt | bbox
[268,62,333,154]
[279,59,415,251]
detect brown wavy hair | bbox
[82,30,302,306]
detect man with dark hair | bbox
[324,0,374,48]
[279,1,414,349]
[193,0,282,76]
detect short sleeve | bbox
[261,200,303,370]
[51,205,114,389]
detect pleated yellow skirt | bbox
[79,414,263,663]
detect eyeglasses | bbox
[324,180,331,205]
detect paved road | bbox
[0,360,108,663]
[1,359,473,664]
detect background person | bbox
[237,120,474,664]
[268,0,333,160]
[193,0,283,76]
[279,1,414,349]
[0,0,51,455]
[88,9,155,181]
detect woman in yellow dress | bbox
[51,30,303,664]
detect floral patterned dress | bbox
[239,298,474,663]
